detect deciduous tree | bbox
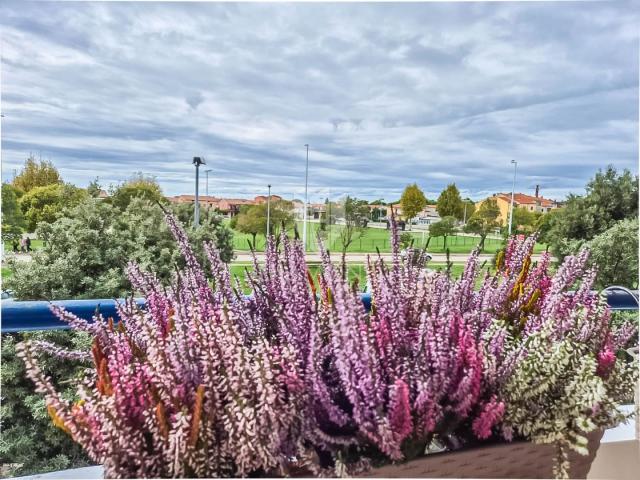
[334,196,369,278]
[1,183,25,241]
[464,198,501,251]
[436,183,464,220]
[19,184,87,232]
[429,215,457,250]
[12,156,62,193]
[400,183,427,228]
[109,172,165,210]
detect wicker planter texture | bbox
[360,430,604,479]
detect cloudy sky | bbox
[1,1,638,202]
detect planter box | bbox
[362,431,603,479]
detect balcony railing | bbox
[1,288,637,333]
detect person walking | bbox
[12,239,19,253]
[25,237,32,252]
[20,237,27,253]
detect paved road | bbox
[3,251,552,265]
[231,251,552,264]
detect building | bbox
[168,194,289,217]
[477,186,559,226]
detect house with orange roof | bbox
[476,185,560,226]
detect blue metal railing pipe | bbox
[1,289,636,334]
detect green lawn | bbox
[227,262,492,294]
[227,220,546,254]
[1,267,11,280]
[3,239,44,252]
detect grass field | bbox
[1,267,11,280]
[227,262,485,294]
[227,220,546,254]
[2,239,44,252]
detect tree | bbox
[87,177,102,198]
[6,197,234,300]
[19,183,87,232]
[12,156,62,193]
[334,196,369,278]
[462,198,475,222]
[109,173,165,210]
[1,183,25,241]
[546,166,638,259]
[429,216,457,250]
[510,207,540,235]
[400,184,427,229]
[436,183,464,220]
[464,198,501,251]
[586,218,638,289]
[232,200,294,249]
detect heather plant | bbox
[17,212,637,478]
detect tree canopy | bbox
[545,166,638,259]
[587,217,638,290]
[436,183,464,220]
[19,183,87,232]
[464,198,500,250]
[87,177,102,198]
[232,200,295,248]
[109,173,165,210]
[12,156,62,193]
[400,183,427,225]
[1,183,25,241]
[429,215,457,249]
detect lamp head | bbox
[511,159,517,164]
[193,156,205,166]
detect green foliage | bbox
[546,166,638,259]
[399,183,427,224]
[1,184,25,241]
[12,157,62,193]
[399,232,413,250]
[86,178,102,198]
[108,173,165,211]
[462,198,475,221]
[586,218,639,289]
[429,216,457,249]
[464,198,500,250]
[19,184,87,232]
[6,197,233,300]
[0,330,93,477]
[510,207,540,234]
[232,200,294,247]
[436,183,464,220]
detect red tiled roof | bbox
[495,193,555,207]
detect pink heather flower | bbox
[472,396,505,440]
[596,344,616,378]
[388,379,413,445]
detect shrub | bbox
[18,217,636,478]
[586,218,639,289]
[6,197,233,300]
[0,330,92,478]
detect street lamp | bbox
[205,169,213,197]
[508,159,518,236]
[266,184,272,238]
[193,156,206,228]
[303,144,309,252]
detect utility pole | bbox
[205,169,212,197]
[266,184,272,238]
[303,144,309,252]
[508,159,518,236]
[193,157,205,228]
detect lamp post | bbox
[205,169,212,197]
[193,157,206,228]
[508,159,518,236]
[303,144,309,252]
[266,184,272,238]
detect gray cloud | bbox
[1,0,638,202]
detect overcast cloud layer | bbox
[1,1,638,202]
